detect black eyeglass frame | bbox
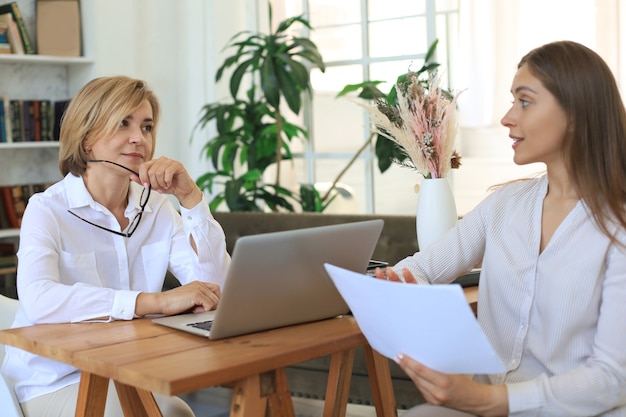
[67,160,151,238]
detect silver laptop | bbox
[152,219,384,339]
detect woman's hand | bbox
[135,156,203,209]
[373,266,419,283]
[396,354,509,417]
[135,281,221,316]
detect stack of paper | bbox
[324,263,505,374]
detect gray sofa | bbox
[165,211,478,409]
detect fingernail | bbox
[143,183,149,189]
[394,354,404,364]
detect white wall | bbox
[89,0,253,182]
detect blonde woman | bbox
[2,76,230,417]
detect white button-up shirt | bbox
[2,173,230,402]
[395,175,626,416]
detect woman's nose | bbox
[129,126,145,144]
[501,108,515,127]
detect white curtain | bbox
[455,0,623,129]
[449,0,624,213]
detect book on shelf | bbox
[0,242,16,256]
[0,96,12,143]
[0,21,7,40]
[0,241,16,259]
[0,242,17,276]
[0,253,17,269]
[22,100,35,141]
[0,11,24,54]
[4,98,56,142]
[0,21,10,54]
[53,99,70,141]
[0,190,10,229]
[36,0,81,57]
[0,2,34,54]
[1,185,22,228]
[9,99,23,142]
[0,183,50,229]
[40,99,52,141]
[21,99,41,142]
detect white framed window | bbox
[269,0,460,214]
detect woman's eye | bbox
[118,119,129,127]
[520,99,530,108]
[142,125,153,133]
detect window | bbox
[270,0,459,214]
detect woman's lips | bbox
[511,137,523,150]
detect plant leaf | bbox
[424,38,439,63]
[260,57,280,108]
[283,57,310,90]
[229,58,255,98]
[275,65,302,114]
[276,15,312,34]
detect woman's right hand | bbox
[135,281,221,317]
[373,267,419,283]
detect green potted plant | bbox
[194,4,327,212]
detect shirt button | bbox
[187,216,192,221]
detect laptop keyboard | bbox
[188,320,214,331]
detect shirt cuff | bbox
[179,196,211,233]
[111,290,141,320]
[507,380,542,415]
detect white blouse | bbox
[2,173,231,403]
[395,175,626,416]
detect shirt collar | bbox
[65,173,152,214]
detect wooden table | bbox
[0,286,478,417]
[0,314,397,417]
[464,284,478,315]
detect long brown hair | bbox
[58,76,160,177]
[519,41,626,245]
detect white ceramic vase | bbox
[415,178,457,250]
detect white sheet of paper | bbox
[324,263,505,374]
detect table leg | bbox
[114,381,163,417]
[228,369,296,417]
[265,369,296,417]
[75,371,109,417]
[230,374,268,417]
[322,348,356,417]
[363,345,397,417]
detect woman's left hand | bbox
[135,156,203,208]
[395,354,509,417]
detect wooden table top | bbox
[0,286,479,397]
[0,315,368,396]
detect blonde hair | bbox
[58,76,161,176]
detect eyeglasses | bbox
[67,160,151,238]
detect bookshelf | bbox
[0,1,94,297]
[0,52,92,236]
[0,54,93,65]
